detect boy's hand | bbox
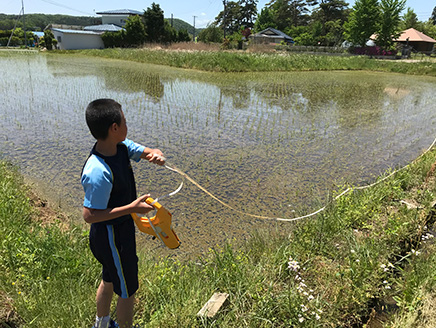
[131,194,154,214]
[145,150,166,165]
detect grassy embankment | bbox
[66,47,436,76]
[1,142,436,328]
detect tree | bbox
[343,0,380,47]
[124,15,147,46]
[143,2,165,42]
[239,0,258,28]
[177,29,191,42]
[267,0,309,29]
[377,0,405,50]
[431,6,436,25]
[101,30,126,48]
[253,6,277,32]
[311,0,350,45]
[215,1,242,36]
[42,29,56,50]
[198,24,224,43]
[287,0,310,26]
[417,19,436,40]
[289,23,322,45]
[401,7,418,29]
[0,28,35,46]
[161,21,177,43]
[312,0,349,23]
[324,18,346,45]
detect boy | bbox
[81,99,165,328]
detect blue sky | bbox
[2,0,434,28]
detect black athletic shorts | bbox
[89,218,138,298]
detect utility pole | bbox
[222,0,227,38]
[193,15,197,42]
[22,0,27,47]
[171,13,173,28]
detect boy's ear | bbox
[109,122,119,132]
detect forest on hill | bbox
[0,13,101,31]
[0,13,193,32]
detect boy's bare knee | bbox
[98,280,114,294]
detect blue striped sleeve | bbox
[122,138,146,162]
[81,155,113,209]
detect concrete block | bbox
[197,292,230,318]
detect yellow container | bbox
[131,197,180,249]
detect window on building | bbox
[57,36,62,43]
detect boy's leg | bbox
[96,280,114,317]
[116,293,135,328]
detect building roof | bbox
[84,24,124,32]
[31,31,44,38]
[51,28,102,35]
[252,27,293,41]
[395,28,436,43]
[95,9,143,15]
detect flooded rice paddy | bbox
[1,51,436,257]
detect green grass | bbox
[57,48,436,76]
[0,162,98,327]
[1,148,436,327]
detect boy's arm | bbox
[122,139,165,165]
[83,194,153,224]
[140,147,166,165]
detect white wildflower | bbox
[288,258,300,272]
[380,264,389,272]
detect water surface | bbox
[1,52,435,257]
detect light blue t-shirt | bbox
[81,138,145,210]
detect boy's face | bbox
[116,111,128,142]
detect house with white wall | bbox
[250,28,294,45]
[95,9,143,27]
[51,28,104,50]
[46,9,142,50]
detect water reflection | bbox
[1,51,435,257]
[45,56,165,101]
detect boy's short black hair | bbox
[86,99,122,140]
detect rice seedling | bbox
[0,49,434,260]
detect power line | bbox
[38,0,94,16]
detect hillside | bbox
[166,17,192,32]
[0,13,197,33]
[0,13,101,31]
